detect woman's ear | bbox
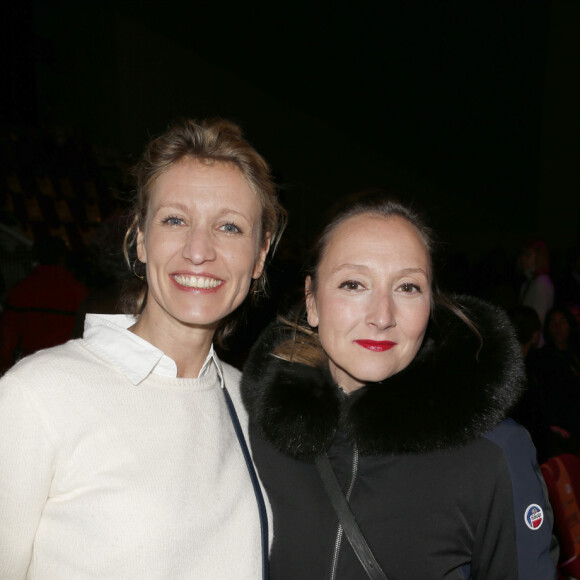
[136,228,147,264]
[252,233,271,279]
[305,276,319,328]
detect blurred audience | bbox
[511,305,542,360]
[556,246,580,313]
[510,305,580,462]
[509,306,559,463]
[72,212,128,337]
[0,236,88,373]
[524,306,580,460]
[518,239,555,329]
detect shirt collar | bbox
[83,313,220,386]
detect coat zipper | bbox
[329,443,359,580]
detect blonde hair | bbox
[123,118,286,346]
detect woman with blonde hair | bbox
[0,118,285,579]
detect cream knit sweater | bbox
[0,337,263,579]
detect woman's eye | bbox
[220,222,242,234]
[162,216,184,226]
[399,283,421,293]
[339,280,362,291]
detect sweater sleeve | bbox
[472,420,558,579]
[0,375,55,579]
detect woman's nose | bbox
[365,293,396,330]
[182,228,217,264]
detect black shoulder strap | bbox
[315,454,387,580]
[223,386,269,580]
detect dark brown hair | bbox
[274,191,480,365]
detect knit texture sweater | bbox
[0,335,262,579]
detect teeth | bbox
[173,275,223,289]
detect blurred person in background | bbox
[508,306,573,463]
[0,235,88,373]
[518,238,554,330]
[529,306,580,454]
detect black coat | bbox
[242,296,558,579]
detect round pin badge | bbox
[524,504,544,530]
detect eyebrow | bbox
[330,264,429,277]
[153,203,253,224]
[153,202,190,214]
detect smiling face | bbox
[136,158,269,339]
[306,214,432,393]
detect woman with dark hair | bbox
[544,306,580,353]
[242,193,557,579]
[0,118,285,579]
[529,306,580,448]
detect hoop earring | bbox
[251,274,266,297]
[132,259,145,280]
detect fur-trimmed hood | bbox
[241,295,525,459]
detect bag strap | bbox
[315,454,387,580]
[223,386,269,580]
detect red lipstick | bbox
[354,340,396,352]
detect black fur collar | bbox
[241,296,525,459]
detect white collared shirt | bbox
[83,313,220,386]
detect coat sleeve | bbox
[472,420,558,579]
[0,373,55,579]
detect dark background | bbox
[2,0,579,298]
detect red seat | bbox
[541,454,580,579]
